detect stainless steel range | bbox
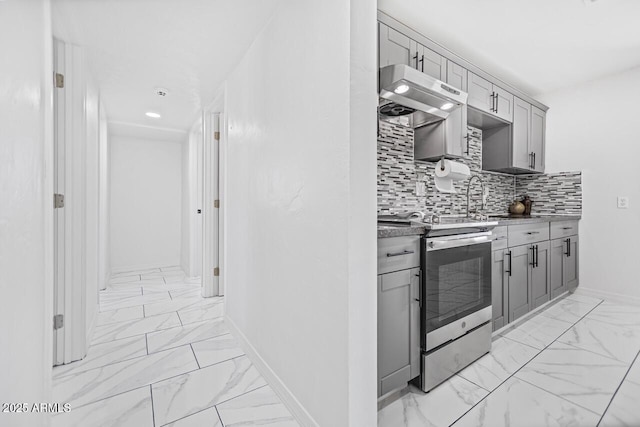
[419,217,497,392]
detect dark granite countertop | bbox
[492,215,581,227]
[377,215,581,238]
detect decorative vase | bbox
[509,201,525,216]
[522,196,532,216]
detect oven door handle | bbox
[426,235,493,251]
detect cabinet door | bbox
[446,61,469,158]
[378,23,413,68]
[530,241,550,309]
[564,236,579,289]
[409,267,421,380]
[508,245,531,322]
[493,85,514,123]
[468,71,493,114]
[550,238,566,299]
[512,97,532,170]
[492,249,508,331]
[531,106,546,172]
[378,269,411,396]
[416,44,445,80]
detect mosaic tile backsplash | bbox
[516,172,582,215]
[377,121,582,216]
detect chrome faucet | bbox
[466,175,485,218]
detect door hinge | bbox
[55,73,64,88]
[54,193,65,209]
[53,314,64,330]
[214,131,220,141]
[214,199,220,208]
[213,267,220,277]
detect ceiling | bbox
[52,0,282,131]
[378,0,640,96]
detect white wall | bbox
[223,0,377,425]
[181,123,203,278]
[540,66,640,302]
[98,102,110,289]
[181,136,191,274]
[110,132,184,271]
[0,0,54,425]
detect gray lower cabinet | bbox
[491,248,508,331]
[377,267,420,397]
[550,235,579,299]
[507,245,531,323]
[530,240,551,310]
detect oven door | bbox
[422,232,492,339]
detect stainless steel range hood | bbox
[379,64,468,128]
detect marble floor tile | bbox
[109,274,141,284]
[53,335,147,379]
[53,345,198,408]
[170,287,203,299]
[515,342,628,415]
[457,337,540,391]
[96,306,144,326]
[142,270,185,279]
[160,266,184,272]
[191,334,244,368]
[501,313,573,350]
[564,292,603,306]
[163,407,222,427]
[100,292,171,312]
[164,275,189,284]
[585,302,640,332]
[558,317,640,363]
[147,318,228,354]
[112,268,161,277]
[52,386,153,427]
[141,283,198,294]
[378,376,488,427]
[144,295,222,317]
[452,377,600,427]
[539,297,600,324]
[151,355,266,425]
[92,312,181,344]
[178,303,224,325]
[217,385,298,426]
[599,377,640,427]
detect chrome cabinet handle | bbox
[530,246,536,267]
[535,245,539,268]
[413,52,419,69]
[495,92,499,114]
[533,152,536,169]
[465,134,471,155]
[386,250,415,257]
[561,227,573,230]
[526,231,540,235]
[564,238,571,257]
[490,92,495,112]
[506,251,512,277]
[420,55,424,72]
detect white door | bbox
[202,112,222,296]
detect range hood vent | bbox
[379,64,468,129]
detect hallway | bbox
[51,267,298,426]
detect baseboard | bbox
[225,316,319,427]
[573,286,640,306]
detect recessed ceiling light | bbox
[394,84,410,94]
[146,112,161,118]
[441,103,454,110]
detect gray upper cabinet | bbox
[467,71,514,123]
[468,72,494,114]
[415,43,445,80]
[512,97,532,170]
[491,248,508,331]
[508,245,530,322]
[531,106,546,172]
[378,23,412,68]
[483,97,546,174]
[493,85,514,123]
[530,241,551,310]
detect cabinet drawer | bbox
[550,220,579,240]
[508,222,550,247]
[492,226,508,251]
[378,236,420,274]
